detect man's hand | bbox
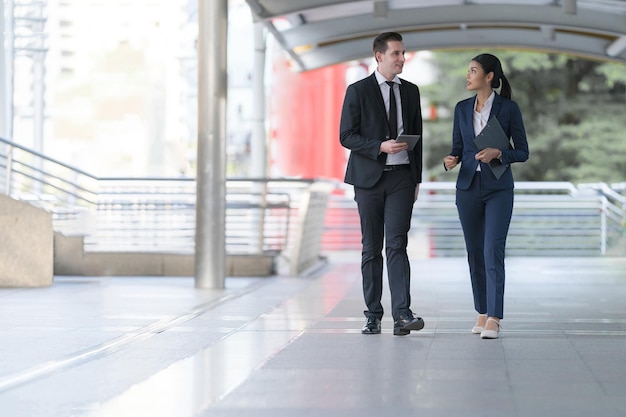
[380,139,409,154]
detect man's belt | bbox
[383,164,411,172]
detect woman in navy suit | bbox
[443,54,529,339]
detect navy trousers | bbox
[456,171,513,319]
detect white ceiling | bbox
[244,0,626,71]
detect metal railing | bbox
[1,139,98,206]
[322,181,626,256]
[1,138,99,239]
[94,177,333,274]
[2,136,625,260]
[0,137,333,275]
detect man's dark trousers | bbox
[354,168,414,321]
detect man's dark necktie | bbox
[386,81,397,139]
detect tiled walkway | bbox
[0,255,625,417]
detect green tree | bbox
[423,50,626,184]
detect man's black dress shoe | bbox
[393,313,424,336]
[361,317,381,334]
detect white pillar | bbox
[250,22,267,178]
[195,0,228,289]
[1,0,13,140]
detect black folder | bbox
[474,117,510,179]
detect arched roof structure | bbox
[245,0,626,71]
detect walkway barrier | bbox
[93,178,333,275]
[2,137,625,271]
[0,137,334,275]
[322,181,626,257]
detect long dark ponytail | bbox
[472,53,512,99]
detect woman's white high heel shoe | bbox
[471,314,487,334]
[480,318,500,339]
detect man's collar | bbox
[375,70,400,85]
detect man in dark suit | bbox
[339,32,424,336]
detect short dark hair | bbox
[373,32,403,60]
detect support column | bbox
[0,0,8,139]
[250,22,267,178]
[250,23,268,253]
[195,0,227,289]
[2,0,15,141]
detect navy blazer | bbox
[340,72,423,189]
[450,93,529,190]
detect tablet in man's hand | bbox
[396,134,421,151]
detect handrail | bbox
[580,182,626,204]
[1,137,99,208]
[325,180,626,256]
[1,136,625,258]
[7,159,98,205]
[0,136,97,179]
[0,137,332,262]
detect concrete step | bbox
[0,194,53,287]
[54,233,275,277]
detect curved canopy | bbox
[245,0,626,71]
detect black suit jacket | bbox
[340,72,423,188]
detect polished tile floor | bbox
[1,255,625,417]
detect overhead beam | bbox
[245,1,626,71]
[280,5,624,50]
[373,1,388,19]
[298,27,624,70]
[245,0,358,22]
[562,0,577,15]
[264,21,306,71]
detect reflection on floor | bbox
[0,256,625,417]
